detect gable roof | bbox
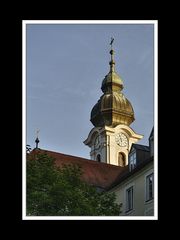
[130,143,149,152]
[29,148,127,189]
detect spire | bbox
[101,38,123,94]
[109,37,115,72]
[91,40,134,128]
[35,129,40,148]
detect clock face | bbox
[115,133,128,147]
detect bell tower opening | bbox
[96,154,101,162]
[118,152,126,167]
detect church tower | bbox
[84,39,143,166]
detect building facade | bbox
[84,44,142,166]
[108,130,154,216]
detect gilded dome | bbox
[101,71,123,93]
[90,46,135,127]
[91,92,134,127]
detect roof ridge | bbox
[33,148,123,169]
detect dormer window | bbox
[129,151,136,171]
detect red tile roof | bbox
[29,149,126,189]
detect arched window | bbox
[118,152,126,167]
[96,154,101,162]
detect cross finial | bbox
[35,129,40,148]
[109,37,115,72]
[110,37,114,49]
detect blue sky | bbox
[26,23,154,159]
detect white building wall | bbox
[110,161,154,216]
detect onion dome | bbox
[101,49,123,93]
[90,39,134,127]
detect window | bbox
[146,173,154,201]
[96,154,101,162]
[129,151,136,171]
[118,152,125,166]
[126,186,133,212]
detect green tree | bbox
[27,153,121,216]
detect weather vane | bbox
[110,37,114,49]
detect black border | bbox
[7,14,164,232]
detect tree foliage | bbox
[27,153,121,216]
